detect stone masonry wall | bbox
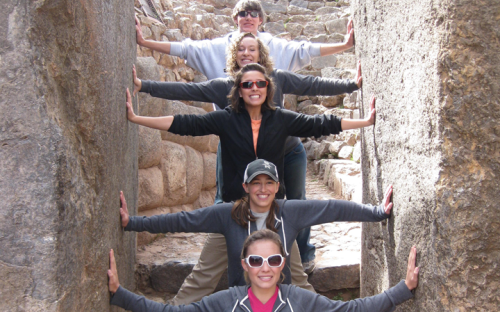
[353,0,500,310]
[1,1,137,311]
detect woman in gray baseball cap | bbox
[119,158,395,292]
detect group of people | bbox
[107,0,420,311]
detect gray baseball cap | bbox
[243,159,279,183]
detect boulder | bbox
[303,140,321,160]
[290,0,309,9]
[299,104,328,115]
[284,94,298,111]
[325,18,348,35]
[138,167,164,211]
[264,22,286,35]
[193,189,217,209]
[318,95,343,107]
[311,55,337,70]
[287,5,314,15]
[160,141,187,206]
[138,126,163,169]
[352,142,361,163]
[328,141,347,156]
[303,22,327,37]
[183,146,204,204]
[202,153,217,190]
[0,1,137,310]
[343,91,358,109]
[338,146,354,159]
[335,55,357,69]
[285,23,304,38]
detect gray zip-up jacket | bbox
[111,281,413,312]
[125,199,389,287]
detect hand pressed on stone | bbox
[108,249,120,294]
[383,185,393,215]
[405,246,419,290]
[126,88,137,121]
[132,65,142,96]
[354,60,362,88]
[120,191,129,228]
[365,95,376,125]
[135,16,145,46]
[345,19,354,49]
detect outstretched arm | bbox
[126,88,174,131]
[136,16,171,54]
[296,246,418,312]
[341,94,376,130]
[319,19,354,56]
[132,65,142,96]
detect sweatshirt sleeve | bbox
[168,110,227,136]
[124,204,231,234]
[265,35,322,72]
[140,79,232,107]
[275,69,359,96]
[283,199,389,230]
[169,37,229,80]
[279,109,343,138]
[291,280,413,312]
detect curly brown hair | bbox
[227,63,276,113]
[226,32,274,78]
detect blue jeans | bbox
[284,142,315,263]
[213,141,315,262]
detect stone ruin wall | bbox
[1,1,137,311]
[134,0,365,249]
[353,0,500,310]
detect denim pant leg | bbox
[284,142,316,263]
[214,142,224,205]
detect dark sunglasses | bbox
[239,80,269,89]
[238,11,260,18]
[245,254,284,268]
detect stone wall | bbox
[1,1,137,311]
[353,0,500,310]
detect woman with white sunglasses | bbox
[109,229,419,312]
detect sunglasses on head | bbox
[238,11,260,18]
[239,80,269,89]
[245,254,284,268]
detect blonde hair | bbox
[226,32,274,78]
[227,63,276,113]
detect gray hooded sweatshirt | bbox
[125,199,389,287]
[111,281,414,312]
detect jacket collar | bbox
[237,285,288,312]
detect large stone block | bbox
[138,126,163,169]
[138,167,164,211]
[202,152,217,190]
[160,141,187,206]
[183,146,204,204]
[0,1,137,310]
[353,0,500,310]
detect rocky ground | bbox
[134,162,361,302]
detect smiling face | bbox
[234,12,263,34]
[241,239,285,291]
[238,71,268,110]
[242,174,279,212]
[236,37,260,68]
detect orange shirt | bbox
[251,119,262,154]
